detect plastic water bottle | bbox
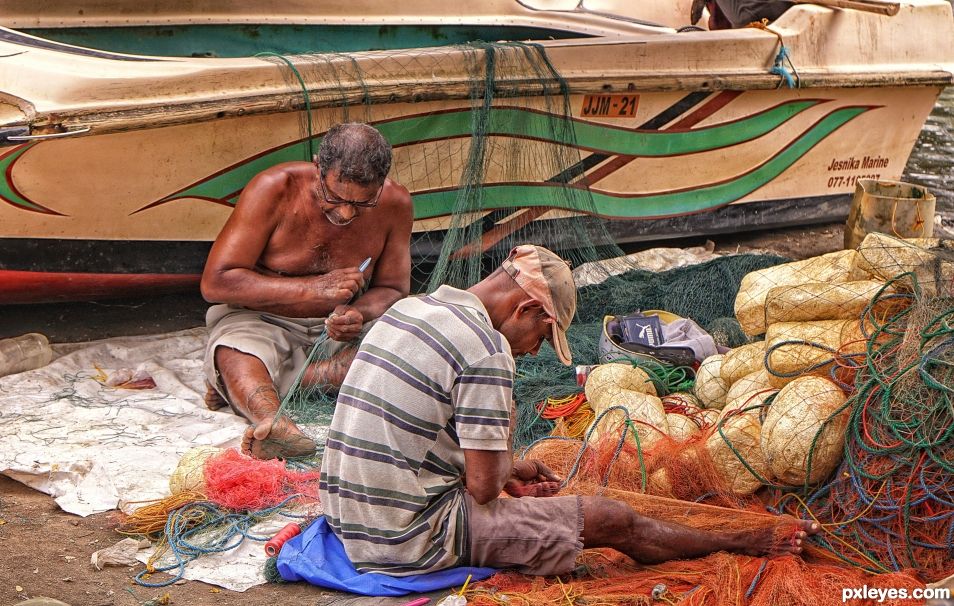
[0,333,53,378]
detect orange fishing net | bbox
[468,552,927,606]
[528,432,758,510]
[484,429,931,606]
[203,448,321,511]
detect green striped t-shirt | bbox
[319,285,514,575]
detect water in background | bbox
[903,87,954,219]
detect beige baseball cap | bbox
[501,245,577,366]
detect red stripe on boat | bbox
[0,270,200,303]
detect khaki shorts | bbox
[465,493,584,576]
[204,304,360,399]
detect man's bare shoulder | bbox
[245,161,313,193]
[378,178,414,222]
[236,161,314,212]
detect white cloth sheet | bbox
[0,328,290,591]
[0,327,246,516]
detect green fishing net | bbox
[268,252,789,460]
[511,253,788,447]
[252,41,791,461]
[255,41,622,458]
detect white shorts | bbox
[204,304,359,399]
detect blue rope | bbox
[745,559,769,598]
[946,516,954,558]
[771,44,799,89]
[134,496,301,588]
[602,418,637,489]
[555,405,648,491]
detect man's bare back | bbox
[200,123,413,459]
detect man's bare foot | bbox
[301,347,357,391]
[241,415,317,460]
[204,382,229,411]
[504,480,562,498]
[738,518,820,557]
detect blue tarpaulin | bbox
[276,516,496,596]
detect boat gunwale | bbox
[15,70,951,140]
[5,11,674,40]
[3,0,954,139]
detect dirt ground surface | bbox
[0,223,850,606]
[0,476,439,606]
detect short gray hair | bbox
[317,123,392,186]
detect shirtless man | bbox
[200,123,413,460]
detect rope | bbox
[618,355,696,395]
[772,269,954,577]
[536,393,586,419]
[541,405,649,491]
[744,559,768,598]
[134,496,301,588]
[746,19,799,88]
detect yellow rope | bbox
[776,489,891,573]
[745,18,782,43]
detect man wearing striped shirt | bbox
[320,245,818,577]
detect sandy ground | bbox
[0,475,436,606]
[0,223,849,606]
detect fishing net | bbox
[260,41,621,284]
[734,249,869,336]
[677,235,953,582]
[252,41,629,457]
[162,234,950,598]
[417,42,617,291]
[257,251,786,463]
[487,428,931,605]
[474,235,953,604]
[466,555,925,606]
[773,237,954,581]
[250,40,792,460]
[118,447,321,587]
[853,232,954,295]
[185,38,954,599]
[202,448,321,511]
[511,253,787,449]
[763,319,869,389]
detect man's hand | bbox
[503,459,562,498]
[314,268,366,308]
[325,305,364,341]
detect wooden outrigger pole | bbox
[792,0,901,17]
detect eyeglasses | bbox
[317,173,383,208]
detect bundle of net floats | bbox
[500,232,954,606]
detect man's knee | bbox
[214,344,247,368]
[581,496,637,543]
[212,345,276,397]
[213,346,272,376]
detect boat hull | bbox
[0,86,942,302]
[0,1,951,302]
